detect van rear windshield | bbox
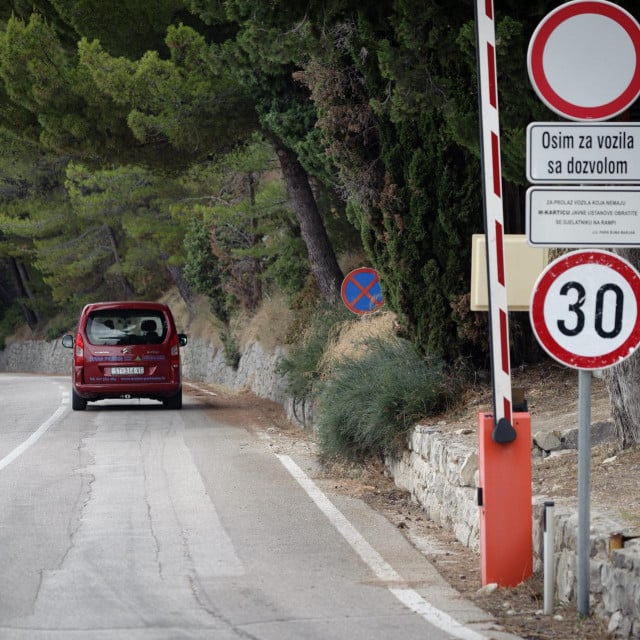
[86,309,167,346]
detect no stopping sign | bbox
[341,268,384,315]
[530,250,640,369]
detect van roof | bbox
[81,301,172,314]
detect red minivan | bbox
[62,301,187,411]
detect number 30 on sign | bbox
[530,250,640,370]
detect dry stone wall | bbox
[0,337,638,636]
[0,336,305,426]
[388,421,640,639]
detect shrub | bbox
[316,337,458,460]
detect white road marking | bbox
[0,400,67,472]
[277,454,490,640]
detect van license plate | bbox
[111,367,144,375]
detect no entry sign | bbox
[341,268,384,315]
[530,250,640,369]
[527,0,640,121]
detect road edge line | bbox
[276,454,489,640]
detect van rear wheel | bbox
[72,389,87,411]
[163,390,182,409]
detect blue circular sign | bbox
[341,268,384,315]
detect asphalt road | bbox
[0,374,521,640]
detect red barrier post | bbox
[478,411,533,587]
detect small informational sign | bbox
[527,122,640,183]
[341,268,384,315]
[530,250,640,369]
[527,0,640,121]
[526,186,640,247]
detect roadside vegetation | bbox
[2,1,640,448]
[316,336,457,460]
[280,308,460,459]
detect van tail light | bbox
[74,333,84,366]
[170,333,180,367]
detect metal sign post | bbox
[578,369,592,615]
[530,250,640,615]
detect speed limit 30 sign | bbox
[530,250,640,369]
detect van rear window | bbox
[86,310,167,346]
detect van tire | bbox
[163,390,182,410]
[72,389,87,411]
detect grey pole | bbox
[577,369,592,616]
[543,501,555,615]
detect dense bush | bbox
[316,338,459,460]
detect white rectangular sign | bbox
[526,186,640,247]
[527,122,640,183]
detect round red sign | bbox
[530,250,640,369]
[528,0,640,121]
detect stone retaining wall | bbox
[0,338,637,637]
[0,336,306,428]
[387,425,480,551]
[0,339,70,375]
[387,423,640,639]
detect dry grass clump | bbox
[320,311,397,374]
[161,291,222,346]
[239,293,294,351]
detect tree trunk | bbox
[105,225,135,298]
[603,353,640,448]
[602,247,640,447]
[8,258,39,328]
[274,141,343,301]
[164,261,195,310]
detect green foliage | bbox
[183,216,229,321]
[0,13,135,159]
[0,160,188,313]
[345,106,483,360]
[78,24,257,161]
[316,338,457,460]
[178,137,310,318]
[0,0,581,373]
[43,314,75,341]
[51,0,186,58]
[294,3,488,361]
[452,9,553,185]
[261,226,308,296]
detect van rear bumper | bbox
[73,381,182,401]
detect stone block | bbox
[533,430,561,452]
